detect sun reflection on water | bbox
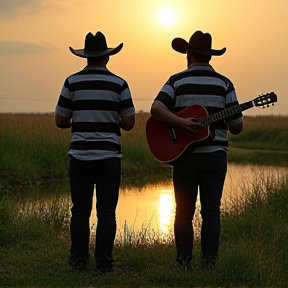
[89,164,287,243]
[158,190,175,233]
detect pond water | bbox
[88,163,286,240]
[20,163,287,242]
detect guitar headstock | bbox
[254,92,277,108]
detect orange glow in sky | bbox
[0,0,287,115]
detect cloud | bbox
[0,0,48,20]
[0,40,57,54]
[0,0,40,10]
[0,0,92,21]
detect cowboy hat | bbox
[172,30,226,56]
[69,31,123,58]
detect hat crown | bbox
[189,31,212,51]
[84,32,108,52]
[171,30,226,56]
[69,31,123,58]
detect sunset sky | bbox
[0,0,287,116]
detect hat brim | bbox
[172,38,226,56]
[69,43,123,58]
[171,38,189,54]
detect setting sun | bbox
[158,8,176,27]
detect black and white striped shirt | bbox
[154,64,243,153]
[55,66,135,161]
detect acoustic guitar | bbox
[145,92,277,166]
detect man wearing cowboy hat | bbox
[149,31,243,270]
[55,31,135,273]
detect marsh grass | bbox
[229,115,288,151]
[1,112,288,285]
[219,171,288,287]
[228,147,288,167]
[0,113,70,191]
[1,170,288,287]
[1,113,288,191]
[1,113,288,286]
[0,112,171,191]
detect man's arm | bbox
[150,101,182,126]
[118,115,135,131]
[55,114,72,129]
[150,101,200,135]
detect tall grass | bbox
[1,113,288,191]
[228,147,288,167]
[228,115,288,166]
[0,113,70,190]
[0,112,170,191]
[1,113,288,286]
[219,170,288,287]
[229,115,288,151]
[1,170,288,287]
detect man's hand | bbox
[150,101,201,135]
[118,115,135,131]
[55,114,72,129]
[179,117,201,136]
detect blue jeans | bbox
[68,156,121,269]
[173,151,227,265]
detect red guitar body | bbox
[145,92,277,166]
[145,104,214,166]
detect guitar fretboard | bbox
[199,101,254,126]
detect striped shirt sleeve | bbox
[154,78,176,109]
[224,81,243,125]
[55,78,73,118]
[119,81,135,118]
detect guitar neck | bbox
[200,100,253,126]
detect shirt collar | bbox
[187,64,215,72]
[83,66,109,72]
